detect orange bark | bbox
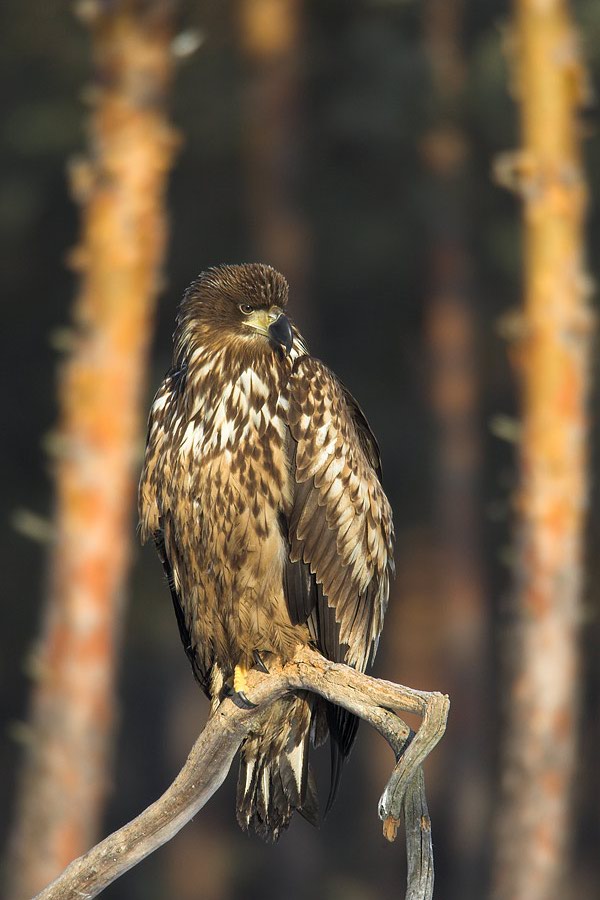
[492,3,592,898]
[7,3,177,897]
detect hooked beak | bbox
[243,307,293,354]
[268,313,293,354]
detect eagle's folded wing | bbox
[139,372,175,543]
[286,355,394,672]
[283,356,394,806]
[138,370,211,696]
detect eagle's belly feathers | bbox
[166,359,307,677]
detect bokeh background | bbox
[1,1,600,898]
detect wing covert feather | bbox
[284,356,394,810]
[286,357,394,673]
[139,371,177,542]
[138,369,210,696]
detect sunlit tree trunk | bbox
[6,3,177,897]
[492,2,592,898]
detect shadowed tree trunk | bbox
[6,3,177,897]
[369,8,489,896]
[422,1,490,893]
[165,4,312,897]
[237,0,310,316]
[235,5,317,896]
[492,2,593,898]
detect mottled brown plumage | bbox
[139,263,394,840]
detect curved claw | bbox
[222,684,259,710]
[235,691,259,710]
[252,650,269,674]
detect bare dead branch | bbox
[404,768,434,900]
[34,647,449,900]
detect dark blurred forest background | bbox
[1,1,600,898]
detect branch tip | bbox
[383,815,400,842]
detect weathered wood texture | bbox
[493,2,593,898]
[7,3,177,897]
[33,648,449,900]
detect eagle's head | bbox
[174,263,294,362]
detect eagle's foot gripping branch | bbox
[223,655,271,709]
[222,665,259,710]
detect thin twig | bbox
[34,647,448,900]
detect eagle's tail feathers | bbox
[236,695,316,841]
[297,768,319,827]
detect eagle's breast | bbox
[157,343,302,669]
[178,349,289,488]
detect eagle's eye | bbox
[239,303,254,315]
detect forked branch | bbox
[34,647,449,900]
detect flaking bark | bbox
[6,3,177,897]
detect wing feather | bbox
[138,369,211,696]
[139,370,179,542]
[286,357,394,671]
[153,525,210,696]
[283,356,394,808]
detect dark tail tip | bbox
[325,705,360,815]
[237,735,317,841]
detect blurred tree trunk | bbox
[492,3,592,899]
[164,5,311,898]
[239,3,316,887]
[6,2,177,897]
[238,4,317,895]
[422,1,490,893]
[237,0,311,317]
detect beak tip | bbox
[268,314,293,354]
